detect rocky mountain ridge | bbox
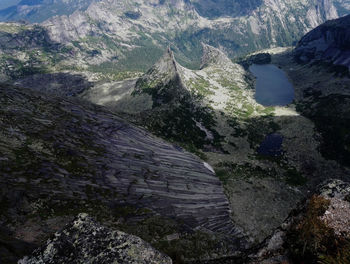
[295,14,350,69]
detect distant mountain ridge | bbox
[0,0,349,72]
[0,0,94,23]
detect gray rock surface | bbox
[19,213,172,264]
[0,83,248,262]
[295,14,350,69]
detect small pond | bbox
[257,133,284,157]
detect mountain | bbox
[1,0,349,74]
[81,44,350,246]
[0,0,20,10]
[295,14,350,69]
[1,1,350,263]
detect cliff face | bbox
[295,14,350,69]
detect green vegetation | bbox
[319,241,350,264]
[285,167,307,186]
[0,23,27,34]
[188,76,214,97]
[215,162,278,184]
[140,99,224,154]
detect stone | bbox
[19,213,172,264]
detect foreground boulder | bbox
[252,179,350,264]
[19,213,172,264]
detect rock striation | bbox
[0,83,247,262]
[295,14,350,69]
[19,213,172,264]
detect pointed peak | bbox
[134,47,186,103]
[200,43,232,69]
[150,47,179,77]
[162,46,176,64]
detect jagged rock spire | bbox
[200,43,233,69]
[134,47,188,105]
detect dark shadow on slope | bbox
[14,72,93,96]
[296,94,350,168]
[0,226,37,264]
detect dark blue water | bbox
[249,64,294,106]
[257,133,283,157]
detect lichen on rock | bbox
[19,213,172,264]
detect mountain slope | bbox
[0,83,249,262]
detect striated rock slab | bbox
[0,84,246,248]
[19,213,172,264]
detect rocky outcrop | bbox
[295,14,350,69]
[134,47,189,106]
[19,213,172,264]
[200,43,233,69]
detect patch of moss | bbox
[189,76,214,97]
